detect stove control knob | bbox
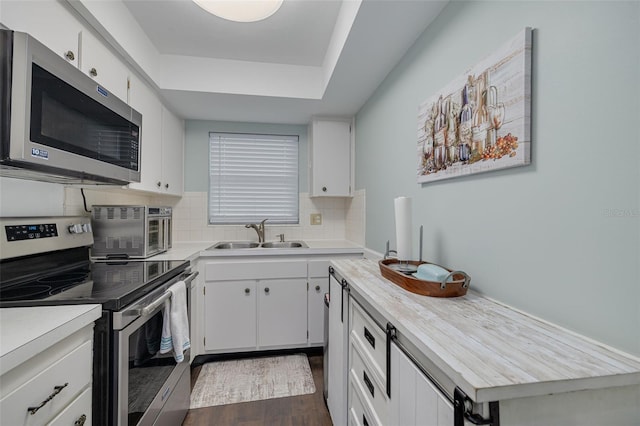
[68,224,84,234]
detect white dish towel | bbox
[160,281,190,362]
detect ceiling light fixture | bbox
[192,0,284,23]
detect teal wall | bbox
[184,120,308,192]
[355,1,640,355]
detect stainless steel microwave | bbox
[91,205,172,259]
[0,30,142,185]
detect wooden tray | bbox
[378,259,470,298]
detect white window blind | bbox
[209,133,299,225]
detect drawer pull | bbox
[27,382,69,415]
[364,326,375,349]
[363,371,374,398]
[75,414,87,426]
[363,413,369,426]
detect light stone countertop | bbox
[151,240,364,261]
[331,258,640,403]
[0,304,102,375]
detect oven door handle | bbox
[137,271,198,316]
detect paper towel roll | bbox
[394,196,413,261]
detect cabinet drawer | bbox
[350,342,388,424]
[205,260,307,281]
[349,374,379,426]
[46,386,91,426]
[351,301,386,382]
[0,340,92,426]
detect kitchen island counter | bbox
[331,258,640,404]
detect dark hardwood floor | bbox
[182,354,333,426]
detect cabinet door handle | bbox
[27,382,69,415]
[363,414,369,426]
[315,285,321,292]
[363,371,374,398]
[65,50,75,61]
[89,67,97,77]
[264,287,270,294]
[244,288,251,294]
[74,414,87,426]
[364,327,376,349]
[322,186,327,192]
[165,183,169,189]
[157,181,162,187]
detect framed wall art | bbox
[417,27,532,184]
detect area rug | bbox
[189,354,316,408]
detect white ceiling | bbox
[89,0,449,124]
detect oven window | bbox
[127,311,176,426]
[30,63,139,171]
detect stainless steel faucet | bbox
[245,219,267,242]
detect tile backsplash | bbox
[173,191,365,244]
[64,187,366,245]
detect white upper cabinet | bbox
[127,74,184,196]
[309,118,354,197]
[160,106,185,196]
[127,74,163,193]
[78,29,129,102]
[1,0,81,67]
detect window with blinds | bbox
[208,133,299,225]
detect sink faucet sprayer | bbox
[245,219,267,242]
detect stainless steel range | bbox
[0,216,196,426]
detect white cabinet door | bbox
[127,74,163,193]
[308,277,328,345]
[390,342,455,426]
[327,274,349,426]
[79,29,128,101]
[309,119,353,197]
[204,281,257,351]
[160,106,184,196]
[258,279,307,347]
[1,1,81,67]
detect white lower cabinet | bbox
[389,342,454,426]
[0,326,94,426]
[203,260,308,352]
[258,279,308,347]
[347,297,389,426]
[308,260,330,346]
[327,273,350,425]
[204,280,257,351]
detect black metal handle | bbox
[315,285,321,291]
[28,383,69,415]
[245,288,250,294]
[454,387,497,426]
[364,327,375,349]
[363,371,374,398]
[264,287,270,294]
[340,279,348,323]
[363,414,369,426]
[386,322,396,398]
[74,414,87,426]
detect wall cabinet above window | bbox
[308,118,354,197]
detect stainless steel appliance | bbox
[91,206,172,259]
[0,216,196,426]
[0,30,142,185]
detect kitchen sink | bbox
[208,241,308,250]
[209,241,260,249]
[260,241,308,248]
